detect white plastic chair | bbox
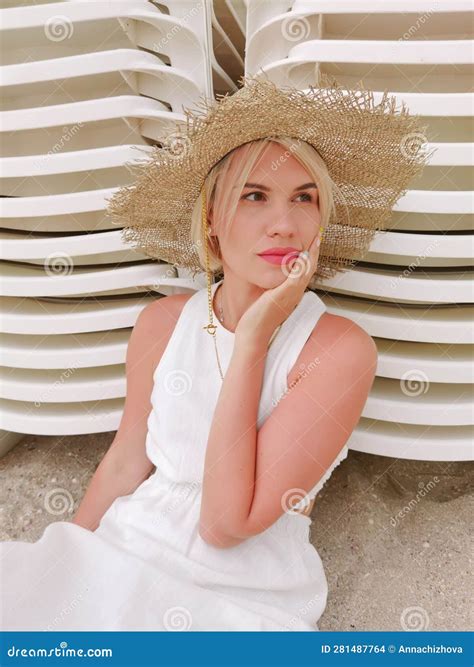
[2,1,211,90]
[0,1,235,448]
[246,0,472,67]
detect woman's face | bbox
[211,142,322,288]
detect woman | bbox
[0,74,430,631]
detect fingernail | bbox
[316,238,321,247]
[300,250,309,259]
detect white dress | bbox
[0,279,349,632]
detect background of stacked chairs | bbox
[0,0,472,464]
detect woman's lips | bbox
[258,252,299,265]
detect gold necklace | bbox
[219,282,281,368]
[200,186,301,387]
[207,282,282,381]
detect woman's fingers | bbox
[289,224,323,287]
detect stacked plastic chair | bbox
[0,0,245,454]
[245,0,473,461]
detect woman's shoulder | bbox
[133,291,197,363]
[310,310,378,363]
[143,290,196,322]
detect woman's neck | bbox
[213,278,265,334]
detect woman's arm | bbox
[70,450,153,532]
[199,316,377,549]
[71,294,191,531]
[199,334,270,548]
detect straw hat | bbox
[105,72,433,282]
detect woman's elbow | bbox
[198,523,245,549]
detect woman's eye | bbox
[241,191,315,202]
[295,192,316,202]
[242,191,264,202]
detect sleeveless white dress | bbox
[0,279,349,632]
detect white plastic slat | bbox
[291,39,472,65]
[0,265,201,298]
[0,96,182,133]
[0,397,124,436]
[0,51,201,113]
[0,294,157,335]
[1,0,208,53]
[373,339,473,384]
[246,0,471,45]
[364,376,472,426]
[316,268,473,305]
[364,231,473,267]
[291,89,473,118]
[0,365,126,403]
[350,418,473,461]
[0,229,127,260]
[291,0,471,12]
[321,293,472,345]
[0,329,131,369]
[0,145,153,178]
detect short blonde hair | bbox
[190,137,337,274]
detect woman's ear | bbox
[207,206,217,237]
[206,205,222,259]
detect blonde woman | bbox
[0,76,430,631]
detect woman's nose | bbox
[265,206,298,236]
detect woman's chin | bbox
[253,268,291,289]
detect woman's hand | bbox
[235,226,324,348]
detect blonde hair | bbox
[190,137,337,274]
